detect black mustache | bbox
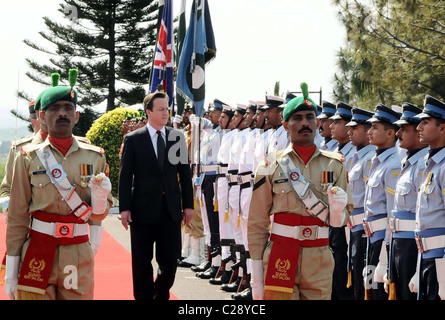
[56,118,70,123]
[298,127,313,133]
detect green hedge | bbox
[86,106,140,196]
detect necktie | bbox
[157,130,165,169]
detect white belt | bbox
[271,222,329,241]
[218,166,228,174]
[31,218,88,238]
[237,174,253,185]
[348,213,365,228]
[362,217,387,237]
[389,216,416,233]
[415,234,445,253]
[227,174,239,184]
[201,164,218,172]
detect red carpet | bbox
[0,213,178,300]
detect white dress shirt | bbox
[146,123,166,158]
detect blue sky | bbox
[0,0,345,131]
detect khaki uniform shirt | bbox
[248,144,353,261]
[0,133,44,198]
[6,137,112,256]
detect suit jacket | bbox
[118,125,194,224]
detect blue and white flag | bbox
[150,0,175,109]
[176,0,216,117]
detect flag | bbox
[175,0,187,116]
[150,0,175,109]
[176,0,216,117]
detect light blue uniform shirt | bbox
[364,147,401,243]
[416,147,445,258]
[350,144,376,209]
[320,137,338,152]
[392,147,428,238]
[348,144,376,232]
[337,141,357,172]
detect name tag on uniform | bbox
[274,178,288,184]
[32,170,46,175]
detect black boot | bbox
[196,265,218,279]
[221,276,242,292]
[209,269,233,285]
[232,287,252,300]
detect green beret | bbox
[39,69,78,111]
[34,89,47,111]
[40,86,78,110]
[283,82,318,122]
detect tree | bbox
[86,106,140,195]
[22,0,159,112]
[332,0,445,107]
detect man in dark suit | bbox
[119,91,194,300]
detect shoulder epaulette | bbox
[11,134,34,148]
[19,142,42,156]
[319,149,345,163]
[78,141,105,155]
[74,135,91,144]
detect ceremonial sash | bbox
[277,154,330,223]
[35,145,92,221]
[264,213,329,300]
[17,211,88,299]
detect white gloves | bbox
[89,225,104,256]
[327,186,347,227]
[0,196,9,220]
[374,243,388,283]
[5,255,20,300]
[435,258,445,300]
[173,114,183,124]
[409,254,420,293]
[408,272,419,293]
[89,173,111,215]
[251,260,264,300]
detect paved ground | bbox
[103,210,237,300]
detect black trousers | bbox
[129,196,182,300]
[419,258,441,300]
[390,238,418,300]
[366,239,388,300]
[330,227,354,300]
[349,230,367,300]
[202,174,220,251]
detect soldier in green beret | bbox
[5,70,113,300]
[248,83,353,300]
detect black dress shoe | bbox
[178,259,197,268]
[209,270,232,285]
[232,287,252,300]
[191,260,210,272]
[196,265,218,279]
[221,277,241,292]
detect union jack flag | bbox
[177,0,216,117]
[150,0,174,109]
